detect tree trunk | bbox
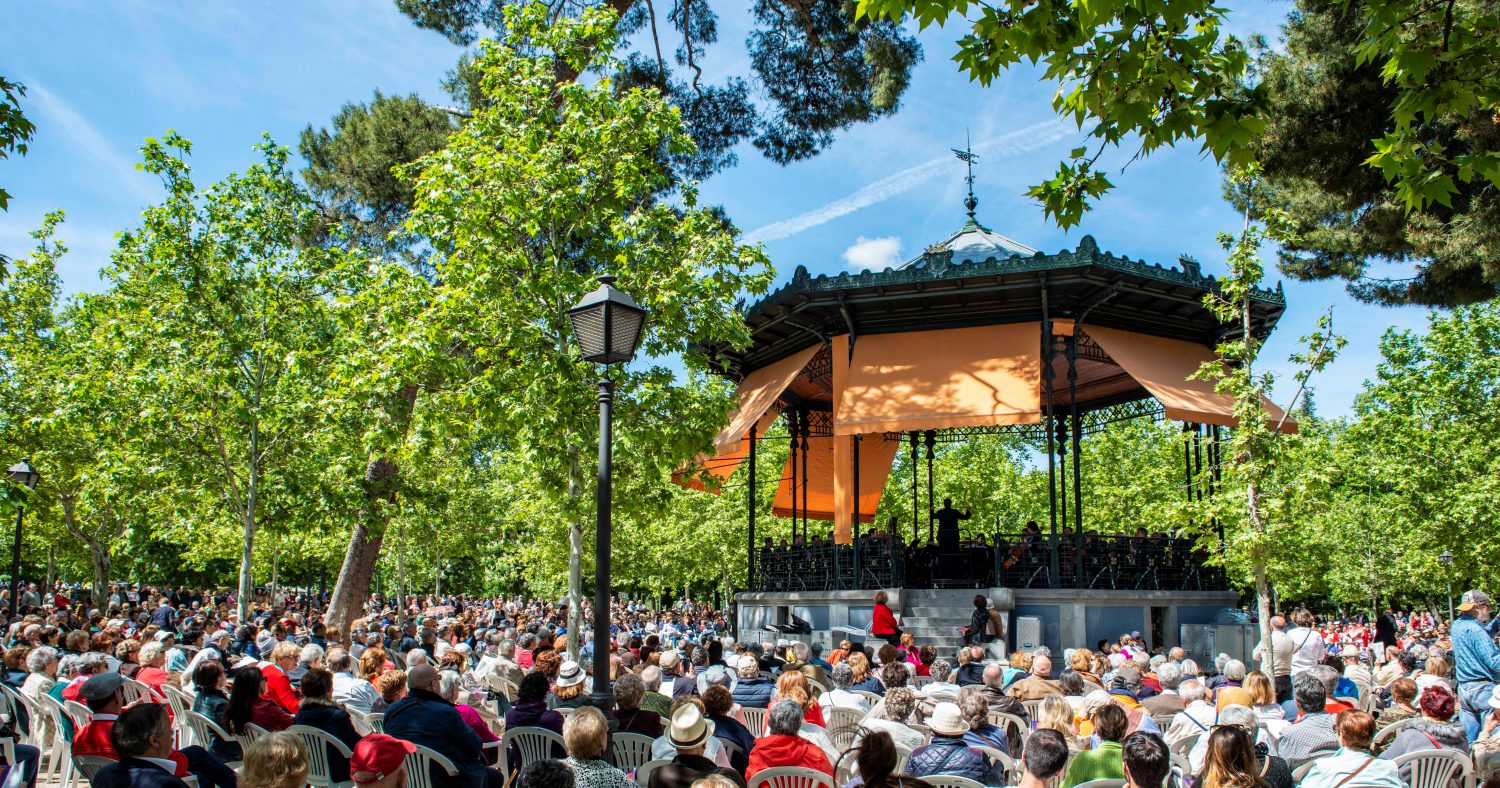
[566,450,584,662]
[89,540,110,610]
[326,454,402,641]
[237,517,257,624]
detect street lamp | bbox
[1440,549,1454,622]
[6,458,40,615]
[568,275,646,710]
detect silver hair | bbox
[57,654,81,678]
[300,644,325,665]
[1223,659,1247,681]
[929,658,952,683]
[1180,659,1201,678]
[1178,679,1205,703]
[1156,662,1183,690]
[1312,664,1341,696]
[406,648,430,667]
[831,662,853,689]
[1215,653,1231,671]
[1031,646,1052,658]
[500,639,516,656]
[1217,704,1257,732]
[439,669,463,699]
[791,642,810,661]
[25,646,58,674]
[77,652,110,673]
[641,665,663,692]
[768,700,804,735]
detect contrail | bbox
[743,118,1076,244]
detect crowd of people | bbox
[0,580,1494,788]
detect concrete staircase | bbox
[898,589,983,654]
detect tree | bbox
[322,6,773,638]
[856,0,1500,305]
[105,133,342,623]
[1238,0,1500,307]
[1191,168,1345,678]
[0,76,35,212]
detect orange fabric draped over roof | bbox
[713,346,818,454]
[1086,325,1295,433]
[834,323,1043,435]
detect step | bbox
[899,616,967,627]
[904,606,960,617]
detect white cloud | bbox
[24,81,156,203]
[841,236,903,271]
[743,117,1075,244]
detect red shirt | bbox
[260,664,300,715]
[136,667,170,700]
[872,604,898,637]
[73,715,190,776]
[747,734,833,781]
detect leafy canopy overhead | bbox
[857,0,1500,305]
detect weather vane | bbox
[952,130,979,220]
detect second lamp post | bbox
[567,275,647,710]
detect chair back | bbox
[1392,748,1473,788]
[748,765,838,788]
[1372,718,1416,749]
[1021,699,1045,719]
[894,743,912,775]
[499,725,566,782]
[610,732,656,772]
[1168,732,1200,757]
[489,676,520,700]
[635,758,673,788]
[347,706,385,734]
[825,707,864,752]
[228,721,270,754]
[287,724,355,788]
[404,742,461,788]
[739,706,769,738]
[1,684,41,745]
[922,776,986,788]
[854,690,883,706]
[119,677,155,705]
[72,754,115,781]
[1073,781,1127,788]
[926,691,958,703]
[988,711,1029,753]
[975,746,1016,784]
[914,676,933,688]
[808,680,830,696]
[908,722,934,744]
[1290,760,1317,782]
[183,710,234,754]
[63,699,94,730]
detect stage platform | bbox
[735,586,1241,657]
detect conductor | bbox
[931,497,972,554]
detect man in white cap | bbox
[1452,589,1500,740]
[648,704,744,788]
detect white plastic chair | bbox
[749,765,838,788]
[182,710,244,771]
[119,677,155,705]
[975,746,1016,784]
[347,707,385,734]
[498,725,565,783]
[914,676,933,688]
[923,776,986,788]
[287,724,356,788]
[739,706,769,738]
[1372,718,1416,750]
[404,743,461,788]
[1391,748,1473,788]
[825,707,864,752]
[72,754,115,783]
[160,685,195,747]
[988,711,1029,753]
[1021,699,1044,719]
[610,732,656,772]
[1074,780,1127,788]
[36,693,79,787]
[854,690,884,706]
[635,758,673,788]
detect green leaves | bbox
[0,76,36,212]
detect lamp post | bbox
[1440,549,1454,622]
[6,458,40,616]
[567,275,646,710]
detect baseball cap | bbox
[1459,590,1490,612]
[79,673,126,701]
[351,734,415,784]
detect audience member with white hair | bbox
[1164,679,1216,747]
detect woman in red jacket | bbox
[225,664,294,735]
[872,590,901,647]
[746,701,835,780]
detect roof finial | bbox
[952,129,979,221]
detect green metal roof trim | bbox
[743,234,1286,319]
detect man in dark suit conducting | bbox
[931,498,972,579]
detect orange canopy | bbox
[1086,325,1295,433]
[713,345,818,454]
[772,434,900,529]
[671,411,776,492]
[834,323,1043,435]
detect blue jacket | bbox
[1452,615,1500,683]
[93,757,189,788]
[908,736,1002,785]
[383,689,487,788]
[732,676,775,709]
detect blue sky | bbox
[2,1,1435,417]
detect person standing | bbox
[931,498,972,555]
[1450,590,1500,741]
[1285,609,1326,678]
[1254,615,1296,703]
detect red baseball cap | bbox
[351,734,415,783]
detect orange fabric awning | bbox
[834,323,1043,435]
[1085,325,1295,433]
[671,411,776,492]
[713,345,818,454]
[772,434,900,527]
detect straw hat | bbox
[928,702,970,736]
[668,704,715,749]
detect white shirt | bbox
[650,735,730,767]
[1254,630,1296,677]
[1286,627,1326,675]
[1165,700,1217,748]
[921,681,961,697]
[818,689,871,715]
[332,671,381,713]
[140,756,178,775]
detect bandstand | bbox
[679,195,1292,655]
